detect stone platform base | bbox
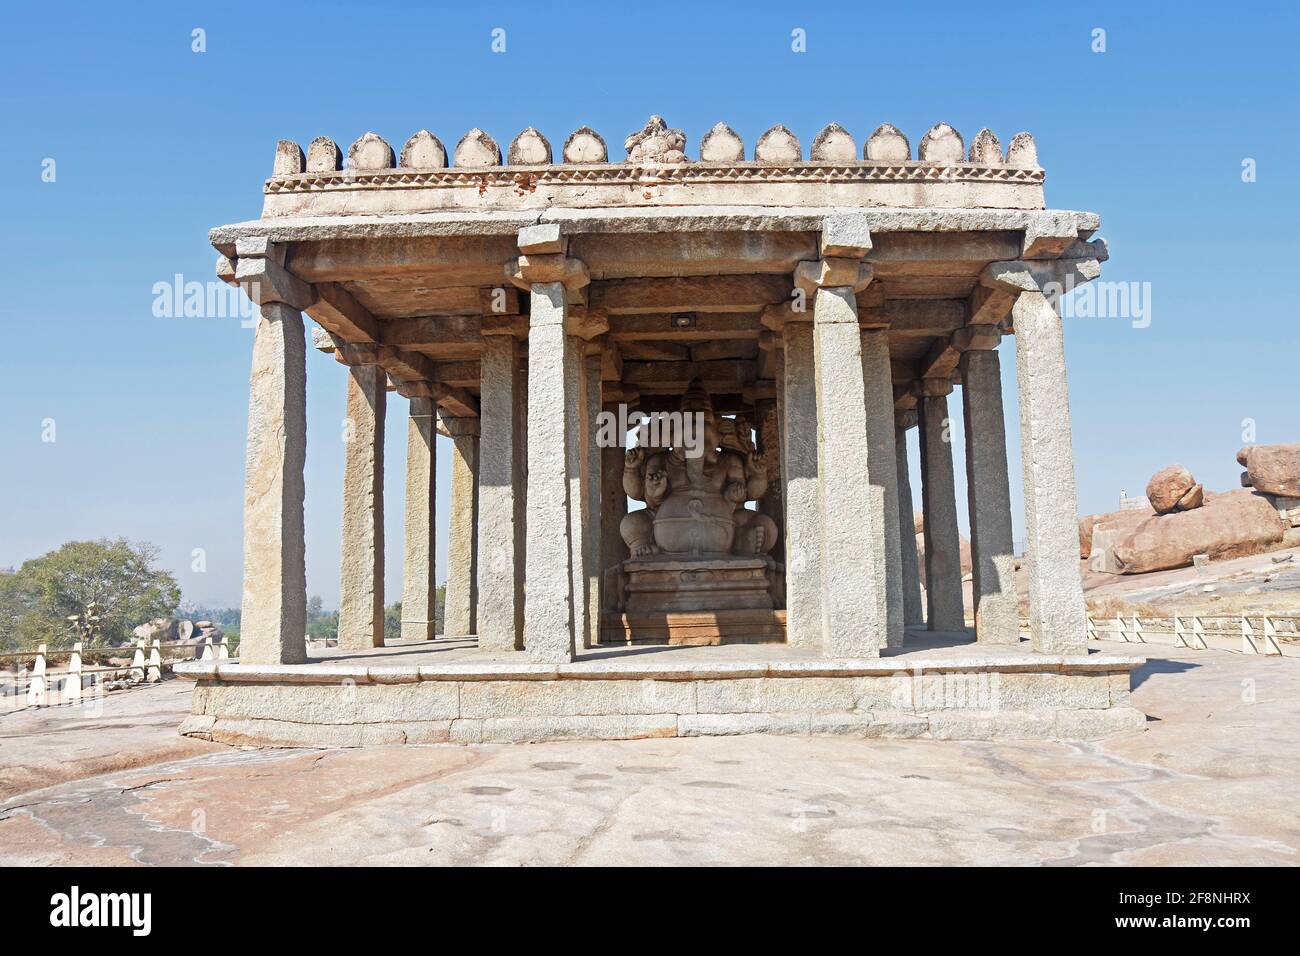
[175,640,1145,747]
[599,609,786,645]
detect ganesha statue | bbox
[619,379,778,559]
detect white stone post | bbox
[26,645,47,707]
[401,396,437,641]
[337,351,386,651]
[239,302,307,665]
[524,282,578,662]
[916,379,966,631]
[66,642,83,704]
[477,334,524,651]
[1010,289,1088,653]
[441,415,480,637]
[894,412,925,627]
[959,333,1019,644]
[860,328,904,648]
[780,321,822,649]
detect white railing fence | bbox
[1,635,231,710]
[1082,613,1295,657]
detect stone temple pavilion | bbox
[178,116,1145,745]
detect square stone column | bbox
[959,339,1019,645]
[810,284,887,657]
[599,401,629,614]
[894,413,925,627]
[239,303,307,665]
[581,354,603,648]
[754,396,783,551]
[916,381,966,632]
[524,281,578,662]
[401,396,437,641]
[336,353,385,651]
[476,335,523,651]
[860,328,904,648]
[441,415,479,638]
[564,340,595,655]
[780,321,822,649]
[1011,290,1088,653]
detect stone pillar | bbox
[336,352,385,651]
[477,334,523,651]
[860,328,904,648]
[442,415,479,637]
[754,396,783,550]
[894,413,925,627]
[599,401,629,615]
[959,333,1019,645]
[401,396,437,641]
[524,281,578,662]
[239,303,307,665]
[780,321,822,649]
[916,380,965,632]
[582,354,603,649]
[563,343,594,651]
[1011,290,1088,653]
[810,283,887,657]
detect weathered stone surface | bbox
[918,392,965,631]
[699,122,744,162]
[961,349,1018,644]
[624,115,687,164]
[968,128,1003,165]
[273,140,304,176]
[507,126,552,165]
[477,336,523,651]
[1005,132,1038,168]
[346,132,395,171]
[918,123,963,163]
[864,123,910,162]
[1176,482,1204,511]
[1146,464,1197,514]
[562,126,607,163]
[460,679,694,719]
[442,415,479,636]
[1110,489,1285,573]
[895,426,925,626]
[861,329,904,647]
[1012,290,1087,653]
[755,124,801,164]
[337,362,385,650]
[781,322,822,648]
[524,282,576,662]
[401,398,436,641]
[1238,443,1300,496]
[305,136,341,173]
[453,128,501,167]
[810,122,856,162]
[239,304,307,666]
[399,130,447,169]
[813,287,887,656]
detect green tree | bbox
[1,539,181,650]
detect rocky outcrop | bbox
[1146,464,1203,515]
[1079,503,1154,559]
[1109,489,1285,574]
[1239,443,1300,497]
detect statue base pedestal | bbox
[621,555,777,614]
[600,608,787,646]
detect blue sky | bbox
[2,0,1297,609]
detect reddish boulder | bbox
[1146,464,1197,514]
[1238,443,1300,497]
[1079,503,1155,558]
[1110,489,1285,574]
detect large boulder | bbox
[913,511,972,584]
[1146,464,1202,515]
[1238,443,1300,497]
[1109,489,1285,573]
[1079,503,1156,559]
